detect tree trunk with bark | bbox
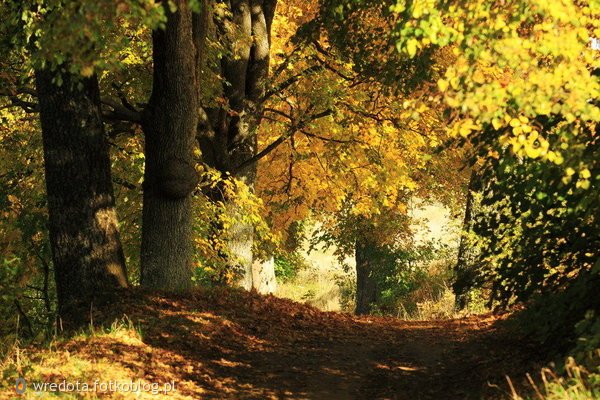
[355,234,379,315]
[252,257,277,293]
[140,0,199,291]
[453,168,479,310]
[35,69,128,325]
[195,0,277,289]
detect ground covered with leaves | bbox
[2,288,546,399]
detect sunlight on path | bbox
[2,290,530,400]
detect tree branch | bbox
[113,176,137,190]
[299,129,360,144]
[101,97,143,123]
[311,40,360,84]
[0,89,39,113]
[264,107,293,121]
[111,82,140,113]
[263,65,323,101]
[1,85,143,125]
[339,100,426,138]
[235,130,295,172]
[234,108,334,172]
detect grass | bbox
[508,352,600,400]
[276,267,345,312]
[0,318,166,399]
[401,287,457,320]
[274,258,492,319]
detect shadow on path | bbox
[81,288,541,399]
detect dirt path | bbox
[63,288,538,399]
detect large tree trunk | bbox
[228,200,255,289]
[355,235,378,315]
[35,69,128,325]
[252,257,277,293]
[220,0,257,289]
[140,0,199,291]
[195,0,277,289]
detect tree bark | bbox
[195,0,277,289]
[355,234,378,315]
[453,168,479,310]
[140,0,199,291]
[252,256,277,293]
[35,69,128,325]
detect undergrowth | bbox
[508,352,600,400]
[0,317,149,399]
[276,267,343,311]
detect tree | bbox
[139,0,200,290]
[4,0,147,324]
[355,240,386,315]
[0,93,53,336]
[35,69,129,323]
[388,0,599,301]
[3,0,277,292]
[452,167,479,310]
[254,1,467,314]
[0,0,166,322]
[94,0,278,291]
[309,0,598,324]
[194,0,278,289]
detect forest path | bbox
[74,288,537,399]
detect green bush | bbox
[274,251,308,282]
[358,241,460,318]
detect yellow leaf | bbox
[406,39,418,57]
[525,146,541,159]
[492,118,503,130]
[437,79,449,92]
[472,70,485,84]
[81,65,94,77]
[576,180,590,190]
[580,168,591,179]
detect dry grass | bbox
[0,318,186,399]
[507,353,600,400]
[275,267,345,312]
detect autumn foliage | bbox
[0,0,599,398]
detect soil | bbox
[48,288,544,399]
